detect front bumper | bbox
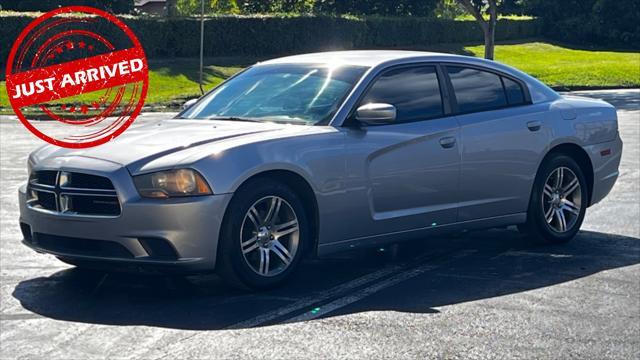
[18,166,233,273]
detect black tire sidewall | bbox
[219,179,308,290]
[529,155,588,243]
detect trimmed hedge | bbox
[542,15,640,50]
[0,14,542,63]
[525,0,640,49]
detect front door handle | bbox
[439,136,456,149]
[527,121,542,131]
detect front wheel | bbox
[218,179,308,290]
[519,155,588,243]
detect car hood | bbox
[32,118,315,173]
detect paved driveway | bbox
[1,89,638,359]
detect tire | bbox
[217,178,308,290]
[519,154,588,244]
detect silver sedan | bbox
[19,51,622,289]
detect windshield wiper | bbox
[205,116,261,122]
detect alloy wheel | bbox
[240,196,300,277]
[542,166,582,233]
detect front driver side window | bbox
[360,65,443,123]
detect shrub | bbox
[311,0,439,17]
[0,13,542,63]
[522,0,639,48]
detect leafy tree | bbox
[171,0,240,16]
[497,0,524,15]
[519,0,596,18]
[455,0,499,59]
[211,0,240,13]
[434,0,466,19]
[313,0,438,16]
[592,0,640,44]
[238,0,271,13]
[240,0,314,14]
[0,0,133,13]
[160,0,439,16]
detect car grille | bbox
[29,232,134,259]
[27,171,121,216]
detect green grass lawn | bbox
[0,59,246,115]
[454,14,535,20]
[1,41,638,115]
[144,59,245,105]
[464,42,640,89]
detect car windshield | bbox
[179,63,368,125]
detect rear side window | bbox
[361,65,443,123]
[502,76,526,105]
[447,66,507,113]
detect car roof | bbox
[258,50,559,104]
[260,50,460,67]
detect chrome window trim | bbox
[329,56,538,127]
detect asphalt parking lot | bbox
[0,89,638,359]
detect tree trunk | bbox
[485,0,498,60]
[456,0,498,60]
[484,24,495,60]
[166,0,178,17]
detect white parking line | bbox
[226,248,476,329]
[225,261,408,329]
[283,250,477,323]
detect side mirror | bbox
[182,98,199,110]
[355,103,396,125]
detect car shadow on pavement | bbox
[12,228,640,330]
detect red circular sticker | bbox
[5,6,148,148]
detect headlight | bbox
[133,169,212,198]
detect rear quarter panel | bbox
[548,96,618,147]
[543,95,621,206]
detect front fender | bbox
[190,130,346,196]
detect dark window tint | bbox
[361,66,443,122]
[502,76,525,105]
[447,66,507,113]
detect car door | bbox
[444,65,550,221]
[340,64,461,240]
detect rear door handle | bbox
[527,121,542,131]
[439,136,456,149]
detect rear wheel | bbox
[519,155,588,243]
[218,179,308,290]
